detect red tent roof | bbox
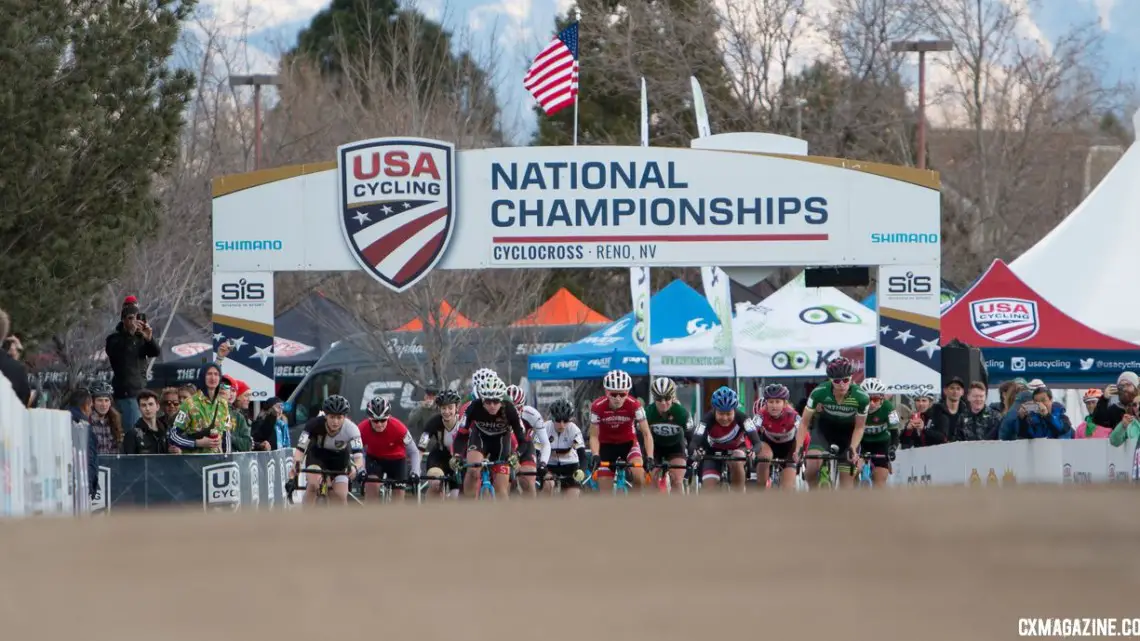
[513,288,611,326]
[941,259,1137,349]
[394,300,478,331]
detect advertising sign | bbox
[876,265,941,394]
[212,271,275,399]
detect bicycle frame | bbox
[595,460,637,494]
[653,461,690,494]
[803,445,843,490]
[691,453,750,494]
[462,460,507,500]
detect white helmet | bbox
[602,369,633,392]
[861,378,888,396]
[470,367,498,397]
[477,376,507,401]
[651,376,676,400]
[505,384,526,407]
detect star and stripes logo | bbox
[337,138,456,293]
[970,297,1039,344]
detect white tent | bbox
[648,272,876,377]
[1010,110,1140,343]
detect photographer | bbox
[104,296,159,428]
[1001,386,1072,440]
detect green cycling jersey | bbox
[805,381,870,429]
[644,401,691,447]
[862,399,900,443]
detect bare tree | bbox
[718,0,809,128]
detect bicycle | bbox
[514,467,540,497]
[461,460,509,500]
[652,459,691,494]
[360,475,421,503]
[856,452,892,488]
[594,459,639,495]
[753,456,792,489]
[285,467,363,506]
[802,445,844,490]
[690,452,751,494]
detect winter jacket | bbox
[1076,416,1113,439]
[167,364,233,453]
[104,322,160,399]
[958,405,1003,441]
[229,411,253,452]
[1091,395,1128,430]
[1002,398,1072,440]
[1109,418,1140,447]
[70,406,99,499]
[122,417,169,454]
[924,402,965,445]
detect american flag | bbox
[524,23,579,115]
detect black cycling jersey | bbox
[418,414,457,458]
[453,400,526,453]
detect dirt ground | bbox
[2,486,1137,641]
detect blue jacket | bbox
[1000,393,1072,440]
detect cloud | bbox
[1093,0,1116,30]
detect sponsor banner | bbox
[700,266,734,359]
[887,439,1136,487]
[214,144,939,280]
[90,450,293,511]
[979,348,1140,381]
[630,267,651,354]
[212,271,275,400]
[876,264,940,394]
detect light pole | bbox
[228,74,282,170]
[891,39,953,170]
[792,97,807,138]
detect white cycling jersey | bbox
[521,405,551,465]
[296,417,363,454]
[543,420,584,465]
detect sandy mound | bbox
[1,487,1136,641]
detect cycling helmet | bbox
[861,378,888,396]
[506,384,526,407]
[1082,388,1103,402]
[825,357,854,380]
[602,369,632,392]
[477,377,507,402]
[89,381,114,399]
[650,376,676,400]
[367,396,392,420]
[322,395,351,416]
[549,398,575,422]
[435,389,462,406]
[917,391,937,401]
[762,383,790,401]
[710,386,738,412]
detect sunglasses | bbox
[831,377,851,384]
[608,392,628,399]
[483,399,502,405]
[163,399,180,405]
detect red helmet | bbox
[826,357,854,380]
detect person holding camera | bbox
[1000,385,1072,440]
[105,296,160,428]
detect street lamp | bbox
[792,97,808,138]
[228,74,282,170]
[891,39,953,170]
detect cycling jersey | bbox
[544,420,585,465]
[862,399,900,443]
[453,399,526,456]
[644,401,692,448]
[755,407,799,443]
[691,410,758,452]
[418,414,459,458]
[517,405,551,465]
[588,396,646,444]
[805,381,871,429]
[360,417,419,460]
[296,416,364,456]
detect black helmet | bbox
[435,389,462,406]
[367,396,392,420]
[549,398,574,422]
[826,357,855,380]
[89,381,114,399]
[322,395,351,416]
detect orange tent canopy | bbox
[395,300,478,331]
[512,288,611,326]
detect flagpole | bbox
[573,7,581,146]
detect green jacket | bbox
[1109,418,1140,447]
[168,390,233,453]
[230,411,252,452]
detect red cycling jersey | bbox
[360,417,412,460]
[589,396,646,444]
[756,407,799,444]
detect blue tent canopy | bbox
[527,280,717,380]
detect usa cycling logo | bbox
[337,138,457,293]
[970,297,1039,344]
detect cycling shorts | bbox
[758,435,797,469]
[808,422,856,473]
[699,450,748,481]
[365,455,408,489]
[859,439,892,472]
[546,462,582,489]
[596,441,642,479]
[654,439,686,462]
[305,448,351,476]
[467,429,512,476]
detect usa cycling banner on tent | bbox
[212,272,275,399]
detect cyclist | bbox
[542,398,587,497]
[588,369,654,492]
[507,384,549,497]
[645,376,691,491]
[290,395,364,505]
[419,389,463,499]
[796,357,869,489]
[689,386,760,491]
[753,383,800,491]
[858,378,899,487]
[452,376,526,499]
[360,397,421,502]
[461,367,499,414]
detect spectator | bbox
[227,378,253,452]
[1001,386,1072,439]
[1108,399,1140,447]
[1092,372,1138,429]
[899,392,935,448]
[104,297,159,428]
[924,378,967,445]
[959,381,1002,440]
[252,397,288,451]
[88,382,124,455]
[406,383,440,443]
[992,379,1028,415]
[122,390,171,454]
[0,310,32,407]
[1026,378,1046,391]
[178,384,196,404]
[65,388,100,500]
[168,363,230,454]
[158,387,181,430]
[1076,389,1111,438]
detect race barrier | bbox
[0,375,89,518]
[888,438,1139,487]
[91,449,294,513]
